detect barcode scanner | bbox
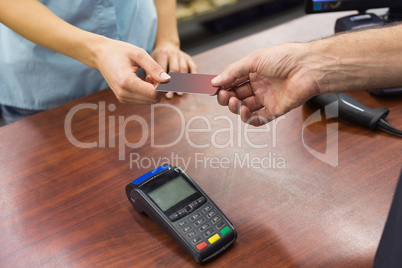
[307,93,402,137]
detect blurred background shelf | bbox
[177,0,305,55]
[177,0,276,27]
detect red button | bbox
[196,242,207,251]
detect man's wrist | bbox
[303,39,348,95]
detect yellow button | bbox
[208,234,220,244]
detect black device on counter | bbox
[307,93,402,137]
[305,0,402,14]
[334,12,384,32]
[126,165,237,264]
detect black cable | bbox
[377,119,402,137]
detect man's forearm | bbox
[0,0,106,69]
[303,24,402,94]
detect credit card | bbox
[156,73,219,95]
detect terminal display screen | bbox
[148,175,197,211]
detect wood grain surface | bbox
[0,12,401,267]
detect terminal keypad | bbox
[176,202,233,252]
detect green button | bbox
[220,226,230,236]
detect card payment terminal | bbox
[126,164,237,263]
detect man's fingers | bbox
[217,80,255,107]
[228,97,242,114]
[211,54,257,87]
[224,96,273,126]
[241,95,264,113]
[217,89,237,106]
[214,76,250,91]
[240,107,274,126]
[230,81,254,100]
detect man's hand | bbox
[212,43,320,126]
[212,24,402,126]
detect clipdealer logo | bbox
[302,101,339,167]
[64,101,338,168]
[64,102,287,169]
